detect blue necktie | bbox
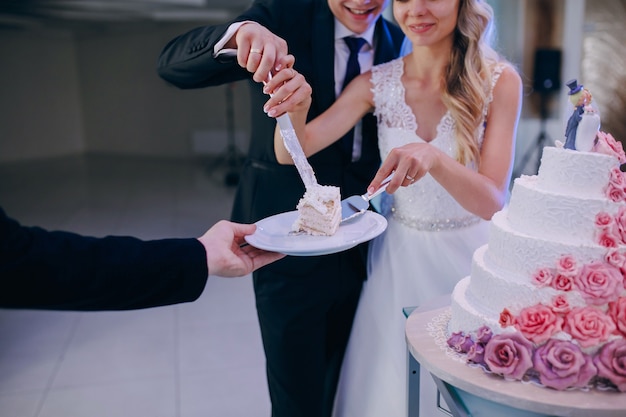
[341,37,367,159]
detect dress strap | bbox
[476,62,509,147]
[371,58,417,132]
[484,62,507,119]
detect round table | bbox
[405,304,626,417]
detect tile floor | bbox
[0,155,270,417]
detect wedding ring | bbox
[250,48,262,54]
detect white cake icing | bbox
[536,146,616,197]
[292,185,341,236]
[447,144,626,392]
[450,147,623,335]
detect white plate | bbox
[245,210,388,256]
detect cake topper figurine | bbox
[563,79,601,152]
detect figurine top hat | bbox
[566,79,583,95]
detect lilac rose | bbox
[476,325,493,345]
[454,333,475,353]
[594,339,626,392]
[467,342,486,366]
[447,332,474,353]
[533,339,597,390]
[484,332,534,380]
[447,331,465,347]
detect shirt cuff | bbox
[214,21,252,58]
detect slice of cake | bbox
[292,185,341,236]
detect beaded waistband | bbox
[391,208,481,231]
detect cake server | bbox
[266,73,318,189]
[341,172,394,222]
[275,113,318,189]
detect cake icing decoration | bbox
[446,79,626,392]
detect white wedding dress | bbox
[333,58,504,417]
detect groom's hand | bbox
[233,22,291,84]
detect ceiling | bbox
[0,0,251,31]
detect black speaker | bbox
[533,48,561,93]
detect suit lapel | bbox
[373,19,402,65]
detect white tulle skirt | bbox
[332,216,489,417]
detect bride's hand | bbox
[368,143,441,194]
[262,64,312,118]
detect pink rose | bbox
[532,268,554,288]
[605,248,626,274]
[596,211,615,228]
[604,167,626,202]
[615,206,626,244]
[484,333,534,380]
[551,294,571,314]
[552,274,574,291]
[574,261,623,305]
[593,339,626,392]
[514,304,563,344]
[556,255,578,277]
[606,183,626,203]
[609,166,626,189]
[593,131,626,164]
[605,168,626,202]
[597,226,621,248]
[609,297,626,337]
[564,306,616,348]
[499,308,515,328]
[533,339,597,390]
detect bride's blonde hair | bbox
[443,0,505,166]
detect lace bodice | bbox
[371,58,504,230]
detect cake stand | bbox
[405,302,626,417]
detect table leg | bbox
[431,375,471,417]
[407,347,420,416]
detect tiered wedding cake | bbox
[447,131,626,391]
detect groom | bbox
[564,79,592,150]
[157,1,405,416]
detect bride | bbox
[265,0,522,415]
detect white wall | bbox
[75,24,250,157]
[0,29,84,162]
[0,23,251,163]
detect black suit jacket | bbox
[157,0,405,226]
[564,105,584,150]
[157,5,404,415]
[0,207,208,311]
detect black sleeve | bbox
[0,208,208,311]
[156,0,280,88]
